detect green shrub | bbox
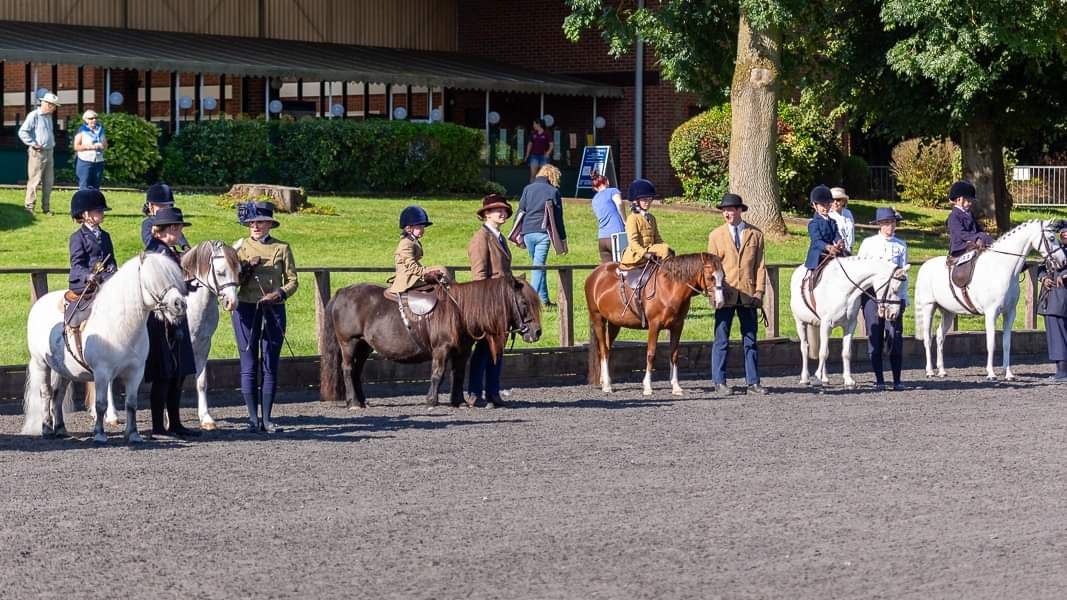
[66,112,161,185]
[162,117,484,193]
[668,103,731,206]
[842,155,870,196]
[668,90,840,211]
[891,138,958,208]
[161,117,272,186]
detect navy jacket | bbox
[804,215,842,269]
[144,237,196,381]
[141,216,190,249]
[68,225,117,293]
[947,207,994,256]
[518,176,567,240]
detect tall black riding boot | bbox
[149,382,167,436]
[260,391,281,433]
[166,377,199,437]
[243,392,260,432]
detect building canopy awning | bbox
[0,20,624,99]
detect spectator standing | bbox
[19,92,60,214]
[590,173,625,263]
[517,164,567,306]
[523,118,554,183]
[829,187,855,251]
[73,110,107,189]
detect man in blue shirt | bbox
[19,92,59,215]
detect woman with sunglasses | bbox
[72,110,107,190]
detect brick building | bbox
[0,1,697,193]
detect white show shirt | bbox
[857,233,909,302]
[829,207,855,251]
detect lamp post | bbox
[487,110,501,183]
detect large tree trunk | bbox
[961,116,1011,233]
[728,11,786,236]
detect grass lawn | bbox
[2,189,1066,367]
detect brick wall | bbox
[456,0,699,194]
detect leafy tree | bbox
[565,0,817,235]
[824,0,1067,231]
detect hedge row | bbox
[161,118,485,193]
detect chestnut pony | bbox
[320,275,542,408]
[586,253,725,396]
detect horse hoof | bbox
[200,421,217,431]
[347,404,366,411]
[601,387,614,394]
[1005,374,1016,381]
[126,432,144,444]
[92,433,107,444]
[938,373,947,378]
[642,389,653,397]
[986,375,998,382]
[671,388,684,396]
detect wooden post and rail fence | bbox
[0,262,1051,393]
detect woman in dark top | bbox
[517,164,567,306]
[144,207,199,437]
[524,118,554,183]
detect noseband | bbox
[139,252,182,315]
[188,241,238,297]
[684,254,721,305]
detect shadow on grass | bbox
[0,201,35,232]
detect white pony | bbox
[97,240,240,429]
[790,257,909,387]
[914,219,1064,380]
[22,253,187,443]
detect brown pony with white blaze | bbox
[585,253,725,396]
[320,275,542,408]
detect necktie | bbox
[733,225,741,250]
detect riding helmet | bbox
[809,185,833,205]
[628,178,657,202]
[399,205,432,229]
[948,180,977,202]
[146,182,175,205]
[70,188,110,217]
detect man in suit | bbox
[707,193,767,395]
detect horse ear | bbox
[517,273,527,281]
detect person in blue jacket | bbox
[804,184,846,271]
[66,189,117,328]
[946,180,994,257]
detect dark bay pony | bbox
[320,275,542,409]
[585,253,725,396]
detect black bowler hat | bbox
[152,207,191,227]
[717,193,747,211]
[810,185,833,204]
[948,180,977,202]
[870,207,902,224]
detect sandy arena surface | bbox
[2,364,1066,599]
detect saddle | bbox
[800,253,837,314]
[948,247,982,289]
[617,259,660,326]
[385,285,441,331]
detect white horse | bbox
[98,241,240,429]
[22,253,187,443]
[914,219,1064,381]
[790,257,909,387]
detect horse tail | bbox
[319,296,343,403]
[21,359,48,436]
[913,302,925,340]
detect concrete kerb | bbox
[0,330,1051,404]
